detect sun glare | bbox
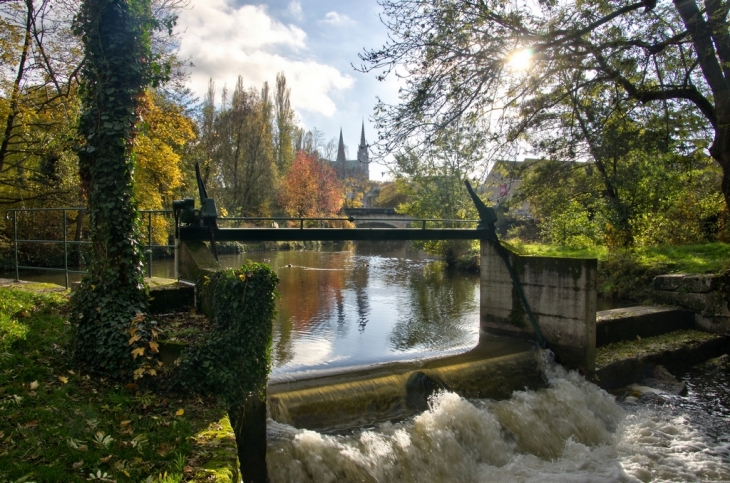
[508,49,532,71]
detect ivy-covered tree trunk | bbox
[71,0,155,377]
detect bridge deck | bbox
[180,227,490,242]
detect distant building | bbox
[331,122,370,181]
[482,159,541,217]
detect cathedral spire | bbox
[336,128,346,163]
[357,120,369,164]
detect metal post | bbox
[300,219,304,229]
[13,211,18,282]
[147,212,152,278]
[174,236,179,280]
[63,210,69,289]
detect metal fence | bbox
[7,208,175,288]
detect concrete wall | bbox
[480,239,597,373]
[652,274,730,334]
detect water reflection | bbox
[238,242,480,374]
[390,262,479,352]
[3,241,482,374]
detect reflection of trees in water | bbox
[270,251,348,367]
[389,263,478,351]
[349,260,370,332]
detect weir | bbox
[173,169,598,431]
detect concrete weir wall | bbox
[480,239,598,373]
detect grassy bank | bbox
[0,285,236,483]
[458,242,730,302]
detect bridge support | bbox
[480,239,597,374]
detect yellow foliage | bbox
[134,90,195,245]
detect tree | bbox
[71,0,168,377]
[278,150,343,220]
[392,124,484,261]
[0,0,84,206]
[135,88,195,244]
[359,0,730,212]
[273,72,296,173]
[213,76,277,216]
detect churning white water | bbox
[266,359,730,482]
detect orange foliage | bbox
[278,150,343,218]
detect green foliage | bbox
[517,151,724,248]
[70,0,169,377]
[0,287,233,482]
[392,126,484,263]
[173,263,278,408]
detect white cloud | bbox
[321,11,353,26]
[178,0,354,117]
[287,1,303,21]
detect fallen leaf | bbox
[18,310,30,318]
[23,420,39,429]
[156,443,172,456]
[68,370,75,375]
[78,444,88,452]
[58,376,68,384]
[131,347,145,359]
[183,466,194,474]
[128,334,141,345]
[120,420,131,427]
[175,408,184,417]
[28,391,36,397]
[100,454,112,463]
[29,381,39,390]
[72,460,84,469]
[148,341,159,353]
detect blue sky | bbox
[177,0,400,180]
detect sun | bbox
[508,49,532,71]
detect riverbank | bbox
[456,242,730,303]
[0,284,238,483]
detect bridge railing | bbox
[214,215,480,230]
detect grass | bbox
[0,286,237,483]
[512,242,730,274]
[595,329,722,368]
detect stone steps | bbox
[147,277,194,314]
[596,306,693,347]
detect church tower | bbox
[336,129,346,164]
[357,121,369,164]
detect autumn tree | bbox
[0,0,83,206]
[135,88,195,244]
[359,0,730,213]
[278,150,343,220]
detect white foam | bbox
[267,362,730,482]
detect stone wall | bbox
[480,239,597,373]
[652,274,730,333]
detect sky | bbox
[176,0,400,180]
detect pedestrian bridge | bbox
[341,208,412,228]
